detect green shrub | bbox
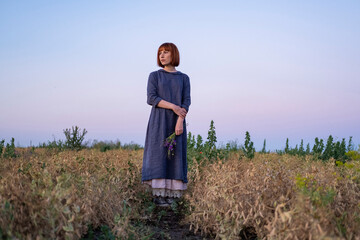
[122,142,142,150]
[312,137,324,159]
[347,136,354,151]
[226,140,240,152]
[322,135,334,161]
[38,139,65,152]
[0,139,4,157]
[187,132,196,151]
[306,143,311,155]
[187,131,207,167]
[345,151,360,161]
[63,126,88,151]
[276,149,284,155]
[3,138,16,158]
[299,139,305,156]
[242,131,255,159]
[333,138,347,162]
[285,138,290,154]
[92,140,122,152]
[196,134,204,153]
[204,120,217,162]
[260,139,267,154]
[295,174,336,207]
[187,121,238,166]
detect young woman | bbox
[142,42,191,206]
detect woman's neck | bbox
[163,65,177,72]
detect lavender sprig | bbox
[163,132,176,159]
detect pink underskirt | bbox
[142,179,187,198]
[142,179,187,190]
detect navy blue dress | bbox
[142,69,191,183]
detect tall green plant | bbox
[293,145,299,156]
[196,134,204,152]
[347,136,354,151]
[205,120,217,161]
[63,126,88,151]
[312,137,324,158]
[285,138,290,154]
[0,139,4,157]
[306,143,311,155]
[299,139,305,156]
[322,135,334,161]
[3,138,16,158]
[242,131,255,159]
[261,139,267,154]
[333,138,347,162]
[187,132,196,151]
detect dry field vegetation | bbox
[186,154,360,239]
[1,148,360,239]
[0,148,151,239]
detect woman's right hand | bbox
[173,105,187,118]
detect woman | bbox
[142,42,191,206]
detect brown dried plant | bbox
[1,148,360,239]
[0,148,148,239]
[185,153,360,239]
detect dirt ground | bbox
[142,205,210,240]
[81,204,210,240]
[81,203,258,240]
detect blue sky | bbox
[1,1,359,150]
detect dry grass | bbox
[185,153,360,239]
[0,148,148,239]
[1,149,360,239]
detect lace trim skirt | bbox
[142,179,187,198]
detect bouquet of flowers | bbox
[164,132,176,159]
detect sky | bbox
[0,0,359,151]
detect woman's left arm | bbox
[175,75,190,135]
[175,116,184,135]
[181,75,191,112]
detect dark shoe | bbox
[153,197,169,207]
[165,197,175,205]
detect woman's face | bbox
[159,49,172,66]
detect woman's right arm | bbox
[147,72,187,118]
[157,100,187,118]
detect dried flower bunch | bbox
[164,132,176,159]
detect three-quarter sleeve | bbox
[181,75,191,112]
[147,72,162,107]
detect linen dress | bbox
[142,69,191,197]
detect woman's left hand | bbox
[175,117,184,135]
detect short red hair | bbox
[157,42,180,67]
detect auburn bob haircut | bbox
[157,42,180,67]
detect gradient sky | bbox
[1,0,359,151]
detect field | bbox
[1,145,360,239]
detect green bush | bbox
[0,139,4,157]
[260,139,268,154]
[322,135,334,161]
[345,151,360,161]
[92,140,122,152]
[3,138,16,158]
[38,139,65,152]
[63,126,88,151]
[312,137,325,158]
[122,142,142,150]
[204,120,217,162]
[347,136,354,151]
[242,131,255,159]
[299,139,305,156]
[187,120,237,166]
[285,138,290,154]
[306,143,311,155]
[196,134,204,153]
